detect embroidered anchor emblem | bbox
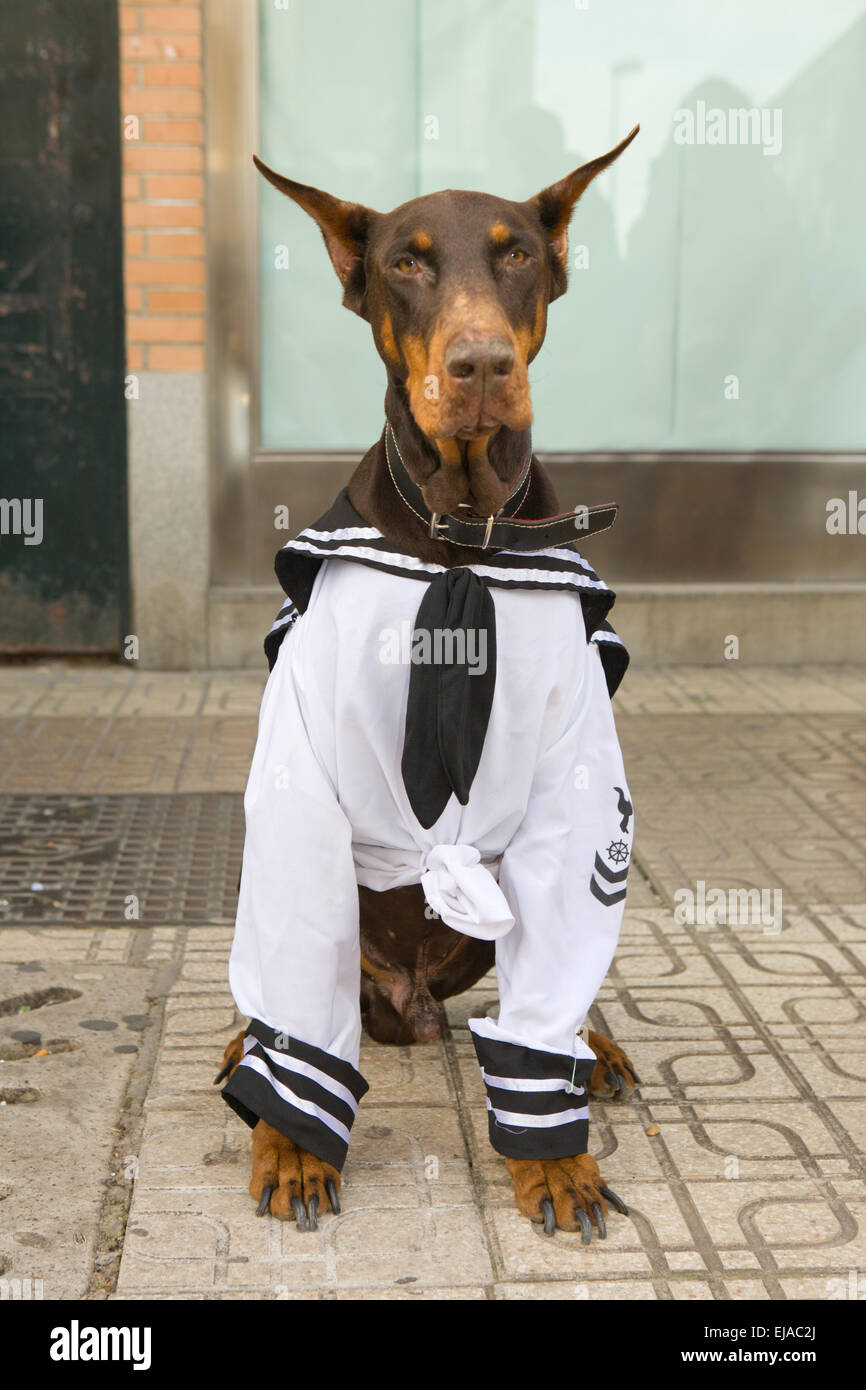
[614,786,633,834]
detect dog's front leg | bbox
[214,1034,341,1229]
[249,1122,341,1230]
[506,1154,629,1241]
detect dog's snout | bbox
[444,335,515,383]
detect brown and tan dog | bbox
[218,125,641,1239]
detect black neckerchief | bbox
[385,421,618,551]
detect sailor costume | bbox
[223,445,634,1172]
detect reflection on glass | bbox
[258,0,866,451]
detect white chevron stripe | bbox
[481,1069,584,1095]
[486,1099,589,1128]
[283,537,611,591]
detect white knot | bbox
[420,844,515,941]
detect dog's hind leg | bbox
[213,1029,245,1085]
[586,1028,641,1099]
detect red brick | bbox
[126,258,205,285]
[142,119,203,144]
[122,34,201,60]
[124,202,204,228]
[144,174,202,200]
[145,231,205,259]
[143,63,201,87]
[148,288,205,314]
[148,344,205,371]
[124,146,203,172]
[141,7,200,32]
[128,314,204,344]
[128,88,201,115]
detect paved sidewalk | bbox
[0,663,864,1299]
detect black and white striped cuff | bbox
[222,1020,369,1171]
[469,1029,594,1160]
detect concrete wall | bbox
[127,372,208,668]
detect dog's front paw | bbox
[213,1029,246,1085]
[587,1029,641,1099]
[506,1153,629,1241]
[250,1120,341,1231]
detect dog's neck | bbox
[347,381,561,567]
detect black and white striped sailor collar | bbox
[265,488,629,696]
[274,487,615,604]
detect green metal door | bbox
[0,0,128,654]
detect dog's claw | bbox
[625,1064,642,1085]
[291,1196,307,1231]
[325,1178,341,1215]
[591,1200,607,1238]
[604,1069,617,1089]
[576,1208,592,1244]
[540,1198,556,1236]
[307,1194,319,1231]
[599,1184,629,1217]
[255,1185,272,1217]
[213,1061,232,1085]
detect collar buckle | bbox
[428,512,448,539]
[481,515,495,549]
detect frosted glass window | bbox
[258,0,866,450]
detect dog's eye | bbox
[507,248,529,265]
[395,256,421,275]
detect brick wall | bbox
[118,1,205,372]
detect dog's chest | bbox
[287,557,585,843]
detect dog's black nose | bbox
[444,335,515,382]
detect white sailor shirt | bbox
[223,490,634,1170]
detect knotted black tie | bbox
[401,568,497,829]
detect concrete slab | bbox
[0,950,172,1299]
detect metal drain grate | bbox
[0,795,244,925]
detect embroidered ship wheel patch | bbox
[588,789,633,907]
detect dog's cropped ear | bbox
[253,154,376,316]
[523,124,639,302]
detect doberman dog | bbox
[217,124,641,1239]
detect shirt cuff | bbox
[468,1021,595,1160]
[222,1019,369,1171]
